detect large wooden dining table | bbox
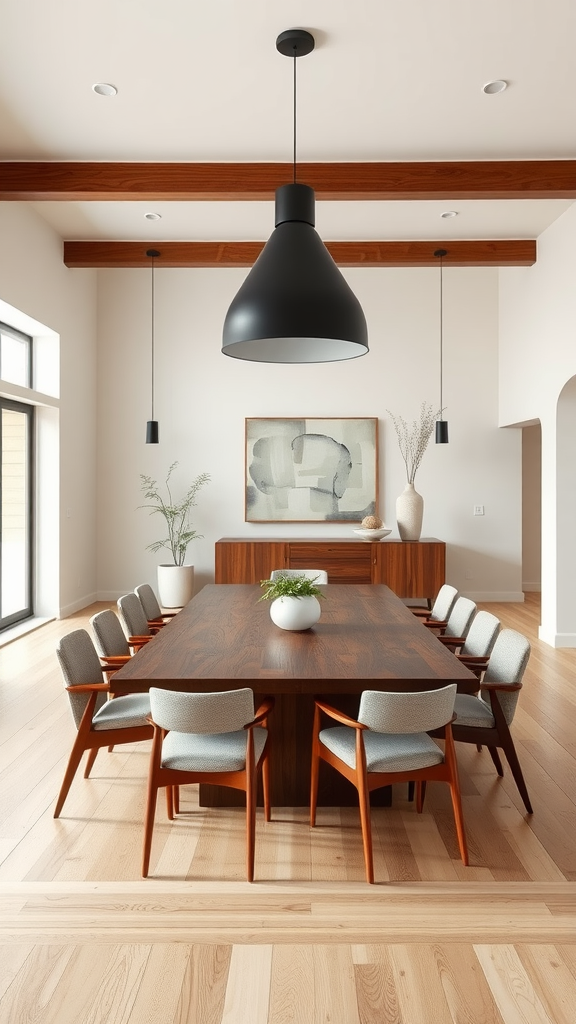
[110,584,478,806]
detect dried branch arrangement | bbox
[387,402,439,484]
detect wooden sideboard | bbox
[214,537,445,603]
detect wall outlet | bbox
[473,505,485,516]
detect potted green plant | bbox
[139,462,210,607]
[259,573,325,631]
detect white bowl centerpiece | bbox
[259,572,325,631]
[353,513,391,542]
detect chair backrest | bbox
[135,583,162,621]
[460,610,500,658]
[117,593,151,639]
[56,629,107,728]
[270,569,328,584]
[430,584,458,622]
[150,686,255,734]
[90,608,131,657]
[444,597,477,638]
[358,684,457,735]
[481,628,531,724]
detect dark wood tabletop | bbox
[110,584,477,806]
[110,583,477,696]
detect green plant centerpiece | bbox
[259,573,325,632]
[138,462,210,608]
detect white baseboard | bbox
[59,592,98,618]
[522,582,541,592]
[461,591,525,603]
[538,626,576,648]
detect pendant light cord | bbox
[439,254,443,415]
[150,255,155,420]
[293,47,297,183]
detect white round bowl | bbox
[353,528,392,541]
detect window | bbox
[0,322,32,388]
[0,399,33,629]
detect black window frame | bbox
[0,397,34,631]
[0,321,33,389]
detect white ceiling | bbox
[1,0,575,243]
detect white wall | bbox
[96,263,522,602]
[522,423,541,591]
[500,202,576,644]
[0,203,98,616]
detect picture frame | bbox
[245,417,378,523]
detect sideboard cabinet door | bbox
[374,540,445,600]
[215,541,288,584]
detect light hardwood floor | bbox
[1,593,575,1022]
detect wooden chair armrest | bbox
[411,607,431,617]
[65,683,110,693]
[481,681,522,692]
[248,696,275,727]
[314,700,367,729]
[438,635,466,647]
[128,635,152,643]
[457,655,489,663]
[100,655,132,664]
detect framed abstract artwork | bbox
[245,417,378,523]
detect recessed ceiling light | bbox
[145,212,162,221]
[482,79,508,95]
[441,211,458,219]
[92,83,118,97]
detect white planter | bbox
[269,595,321,631]
[157,564,194,608]
[396,483,424,541]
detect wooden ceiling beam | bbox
[63,240,536,268]
[2,161,576,200]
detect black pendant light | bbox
[434,248,449,444]
[222,29,368,363]
[145,248,160,444]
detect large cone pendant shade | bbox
[222,183,368,362]
[222,28,368,364]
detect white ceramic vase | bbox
[269,595,321,631]
[157,564,195,608]
[396,483,424,541]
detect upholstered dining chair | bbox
[142,687,273,881]
[270,568,329,584]
[54,629,152,817]
[117,593,162,651]
[445,628,533,814]
[411,583,458,622]
[310,685,468,883]
[134,583,178,627]
[438,609,501,672]
[90,608,133,677]
[424,595,477,641]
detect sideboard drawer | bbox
[288,542,373,584]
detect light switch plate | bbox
[473,505,485,516]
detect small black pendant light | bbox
[222,29,368,363]
[145,248,160,444]
[434,248,449,444]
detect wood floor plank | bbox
[474,945,557,1024]
[221,945,273,1024]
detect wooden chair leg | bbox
[476,744,483,752]
[310,706,321,827]
[444,727,469,865]
[487,746,504,776]
[246,766,257,883]
[83,746,99,778]
[416,781,427,813]
[356,770,374,884]
[407,781,415,801]
[108,745,115,753]
[173,786,180,815]
[166,786,174,820]
[261,751,271,822]
[499,732,533,814]
[142,781,159,878]
[54,736,91,818]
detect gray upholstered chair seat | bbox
[161,727,268,772]
[92,693,151,731]
[319,726,444,773]
[453,693,495,728]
